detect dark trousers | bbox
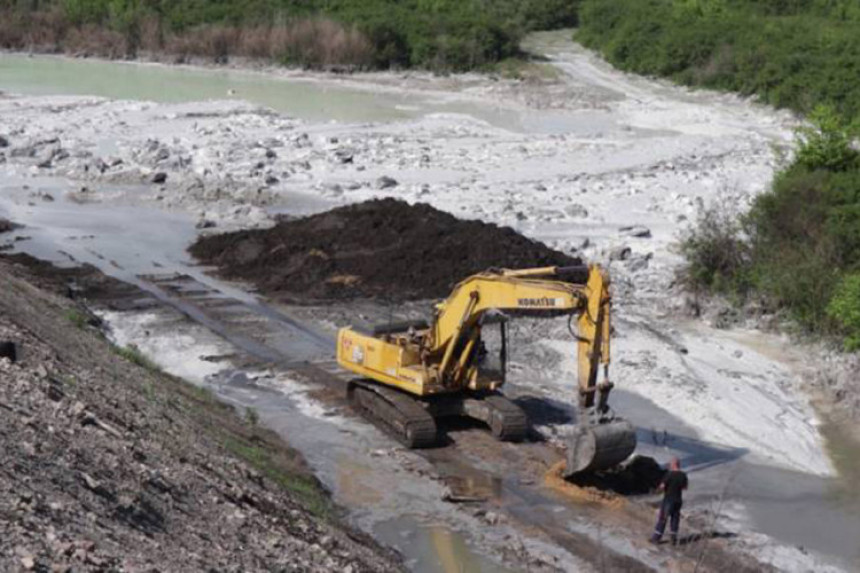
[652,498,682,542]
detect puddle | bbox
[374,518,518,573]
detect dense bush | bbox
[681,107,860,345]
[577,0,860,119]
[678,198,751,295]
[0,0,580,70]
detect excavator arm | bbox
[428,265,614,416]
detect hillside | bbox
[0,254,402,572]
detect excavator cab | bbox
[471,311,508,388]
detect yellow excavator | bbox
[336,264,637,477]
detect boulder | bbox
[375,176,398,190]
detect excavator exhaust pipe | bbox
[564,419,637,478]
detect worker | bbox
[650,457,688,545]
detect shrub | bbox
[828,273,860,350]
[678,197,751,294]
[245,406,260,426]
[795,105,859,172]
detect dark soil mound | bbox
[190,198,579,302]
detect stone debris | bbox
[0,262,403,573]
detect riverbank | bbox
[1,30,858,571]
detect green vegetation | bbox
[681,106,860,348]
[223,435,332,518]
[828,273,860,350]
[0,0,579,71]
[64,307,90,329]
[577,0,860,118]
[244,405,260,426]
[113,343,161,372]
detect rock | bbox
[196,219,216,230]
[609,246,632,261]
[46,379,65,402]
[10,145,36,158]
[321,183,343,197]
[619,225,652,238]
[375,176,398,189]
[20,555,35,570]
[334,150,354,164]
[153,147,170,162]
[264,175,279,186]
[151,172,168,184]
[0,135,8,148]
[0,218,20,234]
[70,401,86,418]
[625,252,653,272]
[0,340,17,363]
[484,511,500,525]
[564,204,589,218]
[265,149,277,160]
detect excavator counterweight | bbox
[336,264,637,477]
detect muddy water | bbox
[0,53,535,132]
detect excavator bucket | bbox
[564,420,637,478]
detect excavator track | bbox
[347,379,438,448]
[484,394,529,442]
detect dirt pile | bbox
[0,260,402,572]
[190,198,579,302]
